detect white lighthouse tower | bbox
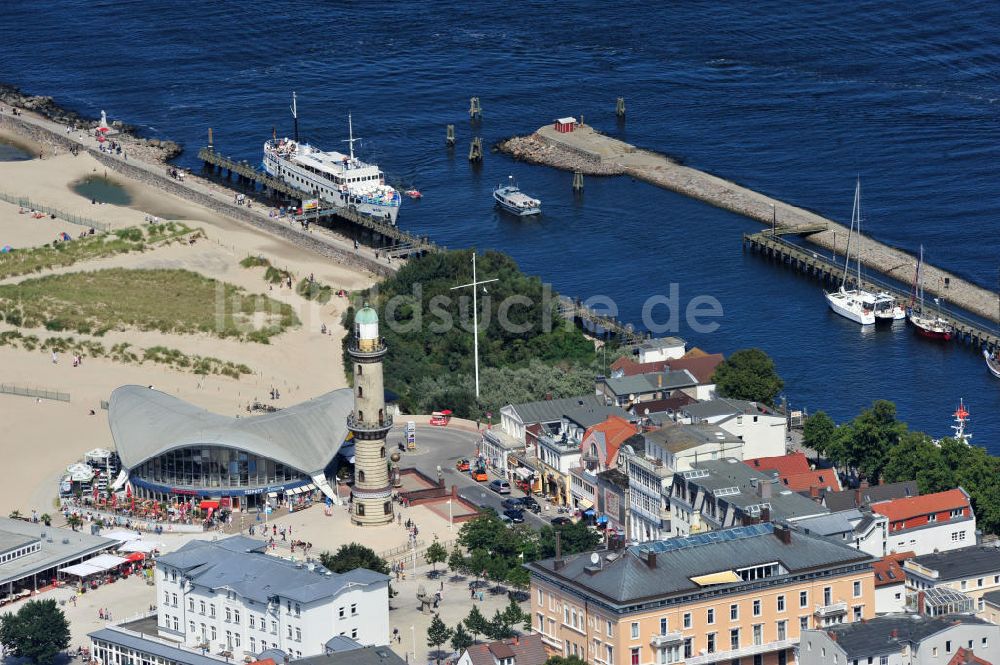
[346,304,394,526]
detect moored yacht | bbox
[493,176,541,216]
[825,179,876,325]
[907,246,953,339]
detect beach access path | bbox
[501,124,998,323]
[0,109,400,278]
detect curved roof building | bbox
[108,385,354,506]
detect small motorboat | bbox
[493,176,541,216]
[405,190,422,200]
[984,348,1000,379]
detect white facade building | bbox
[155,537,389,661]
[634,337,686,363]
[679,399,787,459]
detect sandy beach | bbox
[0,125,377,517]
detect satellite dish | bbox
[590,553,600,565]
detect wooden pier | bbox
[743,232,1000,352]
[198,147,440,256]
[559,296,647,345]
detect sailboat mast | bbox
[855,178,863,290]
[841,182,857,287]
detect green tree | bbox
[710,348,784,406]
[427,614,453,663]
[538,522,601,558]
[501,597,528,633]
[844,400,904,481]
[803,411,837,458]
[448,546,467,575]
[39,513,51,527]
[66,514,82,531]
[425,538,448,572]
[464,605,489,642]
[0,599,70,664]
[505,564,530,592]
[319,543,389,575]
[487,609,515,640]
[451,623,474,652]
[545,657,589,665]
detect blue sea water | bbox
[2,1,999,448]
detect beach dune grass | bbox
[0,268,298,341]
[0,222,196,279]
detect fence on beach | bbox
[0,190,110,232]
[0,383,70,402]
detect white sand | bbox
[0,134,377,516]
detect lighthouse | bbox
[346,304,394,526]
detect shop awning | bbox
[87,554,129,570]
[119,540,161,554]
[59,562,103,578]
[101,529,141,543]
[124,552,145,562]
[199,500,219,510]
[576,499,594,510]
[514,467,534,480]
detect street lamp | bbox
[450,252,498,399]
[410,625,416,664]
[447,500,453,530]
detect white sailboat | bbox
[825,180,876,325]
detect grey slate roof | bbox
[682,459,829,521]
[562,403,632,429]
[109,385,354,475]
[635,337,686,352]
[907,544,1000,581]
[823,481,918,512]
[90,626,229,665]
[601,371,697,397]
[0,518,116,586]
[508,395,608,426]
[295,646,405,665]
[818,614,992,658]
[983,590,1000,608]
[323,636,363,653]
[526,522,871,606]
[156,536,387,605]
[645,422,741,453]
[681,398,757,420]
[793,509,863,536]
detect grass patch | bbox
[264,265,292,285]
[0,331,252,378]
[0,268,298,342]
[296,278,332,304]
[240,255,271,269]
[0,222,197,279]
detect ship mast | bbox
[291,91,299,142]
[344,113,361,161]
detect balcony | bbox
[814,601,848,618]
[348,339,387,359]
[686,638,797,665]
[346,413,393,434]
[650,631,684,648]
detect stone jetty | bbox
[499,123,998,323]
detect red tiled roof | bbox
[872,551,914,588]
[745,452,811,476]
[610,357,670,377]
[667,353,725,384]
[871,488,971,522]
[464,635,547,665]
[948,648,993,665]
[584,415,638,466]
[780,469,842,493]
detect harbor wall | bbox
[501,125,998,323]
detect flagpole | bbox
[450,253,498,400]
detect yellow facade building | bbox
[526,523,874,665]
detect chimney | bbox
[855,487,862,507]
[759,480,772,499]
[658,374,663,388]
[917,591,926,615]
[760,507,771,523]
[774,524,792,544]
[554,532,564,571]
[828,632,837,642]
[890,628,898,639]
[810,485,820,499]
[645,550,657,569]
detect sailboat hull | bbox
[985,349,1000,379]
[825,289,875,325]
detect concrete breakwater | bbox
[0,112,394,278]
[500,124,999,324]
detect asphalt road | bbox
[387,423,557,528]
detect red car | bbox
[455,458,470,472]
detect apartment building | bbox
[904,544,1000,616]
[799,614,1000,665]
[526,522,875,665]
[669,459,828,537]
[155,537,389,660]
[870,488,976,555]
[678,400,787,459]
[791,509,888,559]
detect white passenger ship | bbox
[263,107,401,224]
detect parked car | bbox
[550,516,573,526]
[500,514,514,527]
[455,458,470,472]
[488,479,511,494]
[501,498,523,511]
[521,496,541,513]
[503,509,525,524]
